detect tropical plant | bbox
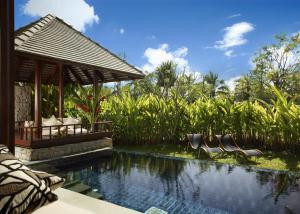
[67,85,106,131]
[101,85,300,152]
[156,61,177,98]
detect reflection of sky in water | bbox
[56,152,300,214]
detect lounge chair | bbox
[186,134,200,150]
[220,134,263,157]
[187,134,223,157]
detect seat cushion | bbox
[42,115,62,127]
[63,117,81,125]
[0,153,58,214]
[42,128,59,136]
[67,128,88,135]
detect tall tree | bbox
[156,61,177,98]
[234,75,251,101]
[252,33,300,93]
[203,71,225,98]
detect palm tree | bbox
[203,71,225,98]
[234,75,251,101]
[156,61,177,98]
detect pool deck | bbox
[34,188,142,214]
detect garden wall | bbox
[15,85,31,121]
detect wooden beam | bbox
[58,64,64,118]
[0,0,15,154]
[94,70,104,82]
[67,65,84,85]
[34,61,42,137]
[111,73,120,82]
[64,68,76,84]
[93,74,98,97]
[15,51,145,80]
[81,68,93,83]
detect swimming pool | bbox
[48,151,300,214]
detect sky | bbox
[14,0,300,86]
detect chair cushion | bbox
[0,153,58,214]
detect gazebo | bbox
[13,14,144,151]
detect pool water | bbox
[52,152,300,214]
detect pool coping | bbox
[34,188,142,214]
[114,149,300,175]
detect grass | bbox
[115,144,300,172]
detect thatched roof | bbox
[15,14,144,85]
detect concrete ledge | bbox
[15,138,112,161]
[34,188,141,214]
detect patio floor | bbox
[34,188,142,214]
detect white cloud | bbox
[227,13,241,19]
[215,22,254,50]
[225,76,241,91]
[120,28,125,35]
[214,22,255,57]
[224,50,236,57]
[142,43,190,73]
[22,0,99,32]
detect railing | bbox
[15,121,112,142]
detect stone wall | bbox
[15,138,113,161]
[15,85,31,121]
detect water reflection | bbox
[56,152,300,214]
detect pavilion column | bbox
[0,0,15,153]
[93,74,98,97]
[58,64,64,118]
[34,62,42,137]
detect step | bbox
[63,180,81,188]
[85,190,103,199]
[67,183,91,194]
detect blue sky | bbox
[15,0,300,83]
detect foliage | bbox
[102,85,300,152]
[116,144,300,171]
[235,33,300,102]
[66,85,106,128]
[36,33,299,153]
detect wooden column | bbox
[34,62,42,137]
[93,74,98,97]
[0,0,15,153]
[58,64,64,118]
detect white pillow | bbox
[24,121,34,127]
[63,117,81,125]
[42,115,62,127]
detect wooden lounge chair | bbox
[187,134,223,157]
[186,134,200,150]
[220,134,263,157]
